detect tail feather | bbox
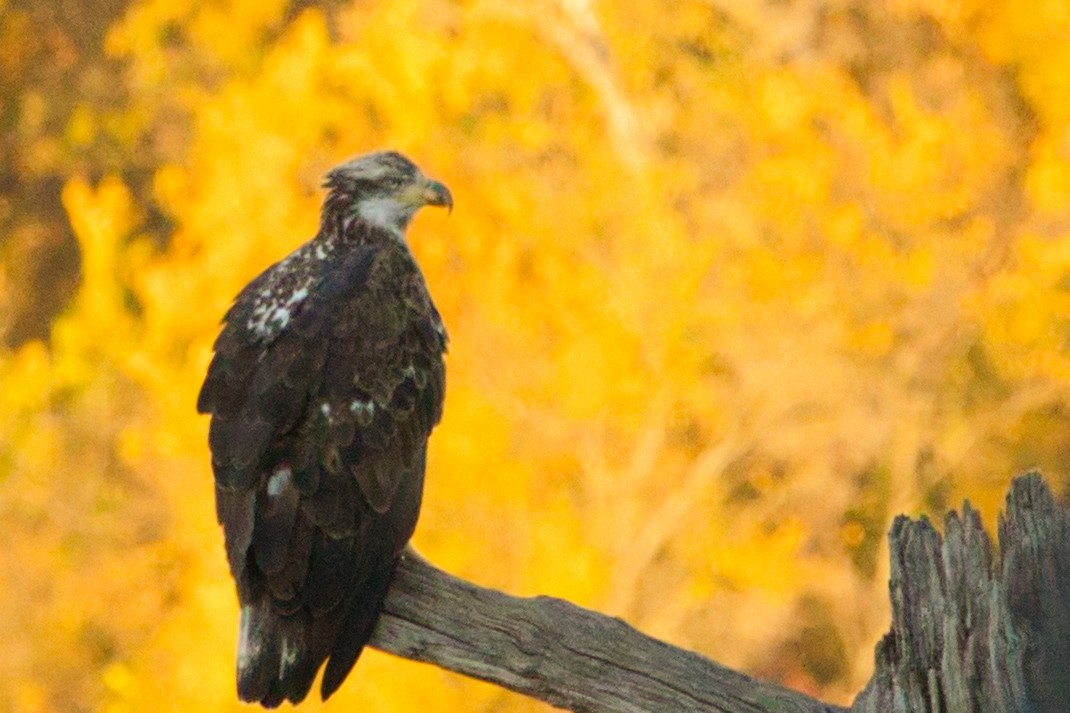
[321,560,398,700]
[237,602,319,707]
[235,560,399,705]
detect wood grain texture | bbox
[854,472,1070,713]
[366,474,1070,713]
[372,552,842,713]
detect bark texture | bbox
[364,473,1069,713]
[854,472,1070,713]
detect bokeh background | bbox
[3,0,1070,710]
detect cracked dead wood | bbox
[366,473,1069,713]
[854,472,1070,713]
[371,551,839,713]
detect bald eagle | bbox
[197,151,451,706]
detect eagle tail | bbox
[235,561,398,706]
[320,558,398,700]
[236,601,319,708]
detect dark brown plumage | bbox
[197,151,450,706]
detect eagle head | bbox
[324,151,452,237]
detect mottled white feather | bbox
[266,467,292,498]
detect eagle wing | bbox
[197,242,446,705]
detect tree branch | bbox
[370,551,842,713]
[368,473,1070,713]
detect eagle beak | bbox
[421,179,453,214]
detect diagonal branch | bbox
[367,475,1070,712]
[370,550,844,713]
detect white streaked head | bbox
[323,151,452,239]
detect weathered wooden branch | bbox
[371,551,839,712]
[367,473,1070,713]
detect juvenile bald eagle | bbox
[197,151,451,706]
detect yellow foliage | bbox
[4,0,1070,711]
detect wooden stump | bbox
[854,473,1070,713]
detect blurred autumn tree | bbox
[3,0,1070,711]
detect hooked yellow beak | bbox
[397,177,453,214]
[420,178,453,213]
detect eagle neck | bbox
[321,190,412,247]
[320,216,414,259]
